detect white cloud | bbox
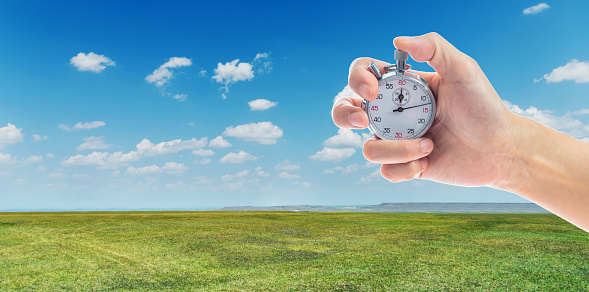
[192,149,216,156]
[212,53,272,99]
[23,155,44,165]
[127,165,162,175]
[523,3,550,15]
[253,52,273,74]
[538,60,589,83]
[212,59,254,93]
[194,176,214,184]
[77,136,112,151]
[172,94,187,102]
[76,121,106,130]
[162,162,189,174]
[46,172,67,179]
[295,182,312,187]
[571,109,589,115]
[278,172,300,179]
[309,147,356,162]
[334,85,360,103]
[14,178,25,185]
[219,151,260,164]
[359,169,382,183]
[275,159,300,171]
[62,137,206,169]
[364,161,379,168]
[209,136,231,148]
[221,174,234,182]
[145,57,192,87]
[198,69,207,76]
[36,165,47,172]
[255,166,270,177]
[60,121,106,132]
[166,181,186,189]
[248,99,278,111]
[0,123,24,147]
[46,153,54,158]
[504,100,589,138]
[195,158,211,165]
[325,164,361,174]
[32,134,48,142]
[0,153,17,164]
[61,151,110,167]
[324,128,370,148]
[70,52,115,73]
[136,137,207,156]
[223,122,283,145]
[236,170,250,178]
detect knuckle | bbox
[425,32,442,40]
[402,142,413,161]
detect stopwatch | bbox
[363,50,436,140]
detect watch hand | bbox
[393,103,431,112]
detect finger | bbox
[408,69,437,86]
[407,69,440,97]
[363,137,434,164]
[348,58,390,101]
[380,158,428,183]
[394,32,478,81]
[332,96,369,129]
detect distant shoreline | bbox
[218,203,550,213]
[0,202,549,213]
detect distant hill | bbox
[218,202,550,213]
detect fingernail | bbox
[360,84,372,100]
[349,112,364,128]
[420,139,433,154]
[420,157,428,170]
[416,157,428,178]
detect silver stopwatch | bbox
[363,50,436,140]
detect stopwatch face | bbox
[365,73,435,140]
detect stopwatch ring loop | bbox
[383,64,411,72]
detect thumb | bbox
[393,32,477,81]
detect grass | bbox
[0,211,587,291]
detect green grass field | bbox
[0,211,587,291]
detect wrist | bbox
[488,114,536,193]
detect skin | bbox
[332,32,589,232]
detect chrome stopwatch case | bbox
[363,50,436,140]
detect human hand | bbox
[332,33,518,187]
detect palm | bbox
[420,69,514,187]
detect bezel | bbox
[363,70,436,140]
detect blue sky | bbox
[1,1,588,210]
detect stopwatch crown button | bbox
[395,50,408,61]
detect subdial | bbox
[392,87,411,106]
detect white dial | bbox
[365,74,435,140]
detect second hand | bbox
[393,102,431,112]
